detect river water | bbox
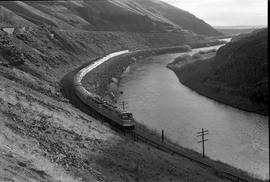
[117,42,269,180]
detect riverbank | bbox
[81,47,267,182]
[61,56,230,182]
[0,23,235,181]
[82,40,226,102]
[82,45,192,102]
[169,64,268,116]
[167,31,268,116]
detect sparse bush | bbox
[0,10,14,25]
[192,53,202,59]
[172,54,191,64]
[0,45,25,66]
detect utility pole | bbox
[196,128,209,158]
[161,129,164,143]
[120,101,128,110]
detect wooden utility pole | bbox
[196,128,209,158]
[161,129,164,143]
[120,101,128,110]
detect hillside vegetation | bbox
[0,0,221,36]
[0,25,229,181]
[169,28,268,115]
[0,0,249,181]
[0,8,230,182]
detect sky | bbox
[161,0,268,27]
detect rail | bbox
[223,172,249,182]
[119,129,251,182]
[72,50,256,182]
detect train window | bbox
[121,115,129,119]
[121,113,133,119]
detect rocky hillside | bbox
[0,0,222,36]
[169,28,268,115]
[132,0,222,36]
[0,0,248,181]
[0,12,232,181]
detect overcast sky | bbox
[162,0,267,26]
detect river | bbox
[117,42,269,180]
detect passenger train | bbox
[73,51,135,130]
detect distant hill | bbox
[0,0,222,36]
[214,25,267,36]
[214,25,266,29]
[216,28,260,36]
[170,28,268,115]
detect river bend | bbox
[117,44,269,180]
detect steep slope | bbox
[0,0,222,36]
[0,23,232,181]
[169,28,268,115]
[131,0,222,36]
[0,0,264,181]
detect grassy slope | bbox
[133,0,222,36]
[0,0,222,36]
[0,25,231,181]
[169,28,268,115]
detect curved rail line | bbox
[74,50,129,83]
[73,50,135,129]
[66,50,261,182]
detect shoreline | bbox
[81,45,193,101]
[167,53,268,116]
[79,47,267,181]
[82,40,227,102]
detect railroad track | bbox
[61,51,262,182]
[119,129,250,182]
